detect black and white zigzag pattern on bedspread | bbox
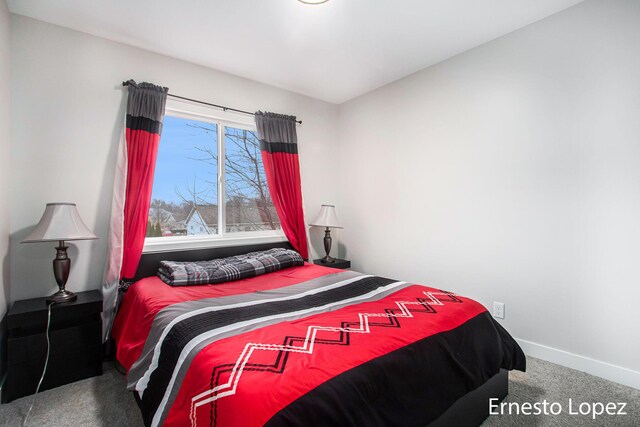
[197,290,463,427]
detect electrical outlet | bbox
[493,302,505,319]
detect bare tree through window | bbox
[147,115,280,238]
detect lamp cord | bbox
[22,301,55,427]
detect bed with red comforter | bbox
[113,262,525,427]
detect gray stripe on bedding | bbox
[127,270,361,389]
[154,278,414,427]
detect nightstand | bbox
[313,258,351,270]
[3,290,103,403]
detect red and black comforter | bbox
[112,264,525,426]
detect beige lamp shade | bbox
[309,204,343,229]
[22,203,97,242]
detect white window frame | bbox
[143,98,285,253]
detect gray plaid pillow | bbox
[157,248,304,286]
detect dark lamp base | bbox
[321,227,335,264]
[47,289,77,304]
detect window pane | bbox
[224,127,281,233]
[148,115,218,238]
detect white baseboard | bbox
[516,338,640,390]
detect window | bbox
[145,100,282,250]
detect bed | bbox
[112,242,525,426]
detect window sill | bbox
[142,233,288,254]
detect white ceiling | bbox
[7,0,584,104]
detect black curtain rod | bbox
[121,81,302,124]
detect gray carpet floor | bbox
[482,358,640,426]
[0,357,637,426]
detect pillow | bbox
[157,248,304,286]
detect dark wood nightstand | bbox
[313,258,351,270]
[3,290,103,403]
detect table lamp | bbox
[22,203,97,303]
[309,204,343,263]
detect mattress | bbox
[112,263,525,426]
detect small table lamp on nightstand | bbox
[22,202,97,303]
[310,204,343,264]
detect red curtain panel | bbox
[103,80,168,340]
[121,81,168,279]
[255,112,309,260]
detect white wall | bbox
[9,15,339,302]
[0,0,11,320]
[337,0,640,387]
